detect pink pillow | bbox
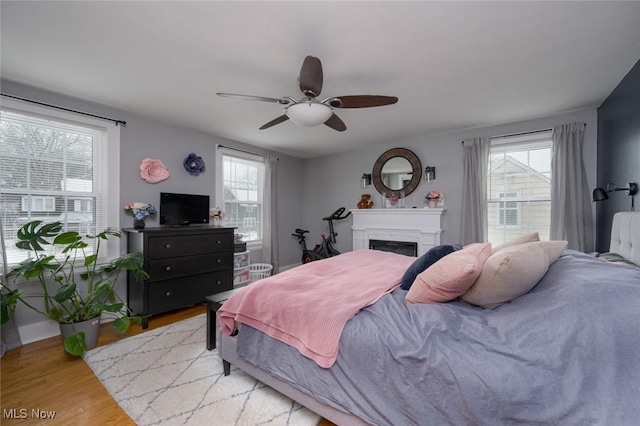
[406,243,492,304]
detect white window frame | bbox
[215,146,264,247]
[1,98,121,267]
[496,191,521,227]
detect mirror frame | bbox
[372,148,422,197]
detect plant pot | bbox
[212,216,221,226]
[428,200,439,209]
[134,219,145,230]
[59,316,101,353]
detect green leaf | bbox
[15,221,64,252]
[99,302,123,313]
[53,284,76,303]
[53,231,81,245]
[113,316,131,333]
[1,289,20,324]
[93,279,112,294]
[84,254,97,267]
[63,332,87,356]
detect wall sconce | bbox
[424,166,436,182]
[361,173,372,188]
[592,182,638,211]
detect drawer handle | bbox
[165,244,171,249]
[165,291,171,297]
[216,240,222,244]
[216,259,221,263]
[216,280,221,285]
[165,266,171,271]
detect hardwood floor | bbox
[1,304,335,425]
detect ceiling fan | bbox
[217,56,398,132]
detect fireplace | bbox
[369,239,418,257]
[351,208,445,257]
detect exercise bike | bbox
[291,207,352,264]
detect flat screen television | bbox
[159,192,210,226]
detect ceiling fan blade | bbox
[259,114,289,130]
[324,114,347,132]
[217,93,291,105]
[328,95,398,108]
[299,56,323,98]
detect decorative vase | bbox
[133,219,145,230]
[212,216,221,226]
[59,316,101,353]
[428,200,439,209]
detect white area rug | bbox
[83,314,321,426]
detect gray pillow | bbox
[400,244,462,290]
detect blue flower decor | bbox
[183,153,205,176]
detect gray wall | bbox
[1,80,305,268]
[1,80,305,337]
[302,109,598,254]
[1,79,599,339]
[596,59,640,252]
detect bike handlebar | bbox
[322,207,352,221]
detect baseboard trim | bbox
[18,315,115,345]
[18,320,60,345]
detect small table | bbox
[206,288,242,350]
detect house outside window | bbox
[1,99,120,267]
[218,148,264,244]
[497,191,520,227]
[487,131,552,245]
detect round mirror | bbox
[372,148,422,197]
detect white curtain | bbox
[550,122,594,251]
[461,137,490,245]
[261,155,279,273]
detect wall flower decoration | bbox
[140,158,170,183]
[183,153,206,176]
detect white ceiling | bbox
[2,1,640,159]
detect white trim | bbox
[17,315,115,345]
[17,319,60,344]
[0,97,122,261]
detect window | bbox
[497,191,520,226]
[487,131,552,245]
[1,99,120,267]
[217,148,264,243]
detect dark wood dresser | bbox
[124,226,234,328]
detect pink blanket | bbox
[218,249,414,368]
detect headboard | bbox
[610,212,640,266]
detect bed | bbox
[218,212,640,425]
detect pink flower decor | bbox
[139,158,170,183]
[426,190,442,201]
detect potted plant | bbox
[0,220,148,355]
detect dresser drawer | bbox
[147,234,232,258]
[147,252,231,282]
[147,271,232,315]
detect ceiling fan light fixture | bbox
[285,102,333,127]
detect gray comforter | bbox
[236,251,640,425]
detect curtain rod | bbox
[1,93,127,126]
[217,144,279,161]
[460,125,586,144]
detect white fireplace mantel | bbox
[351,208,445,256]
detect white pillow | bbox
[491,232,539,254]
[461,240,567,309]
